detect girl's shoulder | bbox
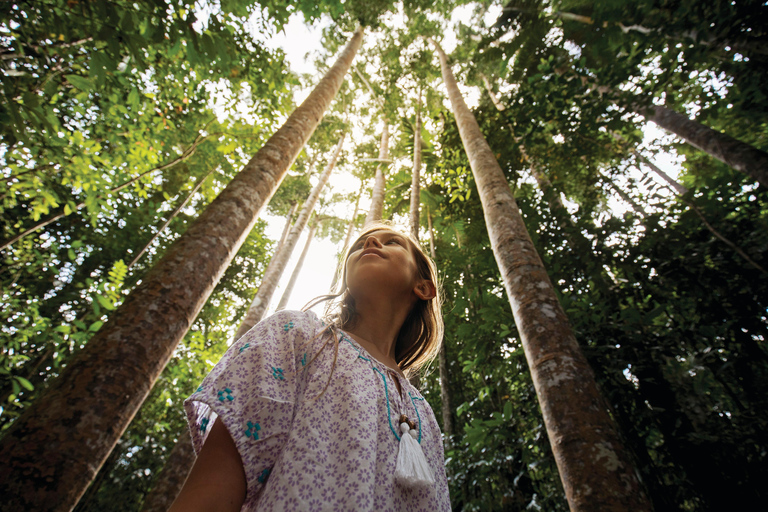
[259,309,327,337]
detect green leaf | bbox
[66,75,94,91]
[89,320,104,332]
[16,376,34,391]
[128,88,140,108]
[96,294,115,311]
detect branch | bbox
[0,128,216,251]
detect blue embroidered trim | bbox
[340,331,423,444]
[217,388,234,402]
[239,343,250,353]
[372,367,400,441]
[301,353,307,367]
[258,468,271,483]
[282,321,295,332]
[196,385,203,393]
[271,367,285,380]
[340,332,370,362]
[200,417,209,433]
[409,392,425,443]
[245,421,261,439]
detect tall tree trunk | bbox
[235,132,346,339]
[0,27,363,512]
[409,94,423,240]
[331,181,364,292]
[631,103,768,188]
[635,153,689,195]
[428,209,455,443]
[431,39,651,512]
[364,122,389,225]
[138,432,196,512]
[606,176,648,217]
[481,74,506,111]
[277,201,300,252]
[127,169,214,271]
[483,80,617,292]
[275,219,318,311]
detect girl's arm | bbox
[168,419,247,512]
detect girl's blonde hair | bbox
[304,222,443,378]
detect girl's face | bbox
[345,229,431,302]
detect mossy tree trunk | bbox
[235,132,346,338]
[364,122,389,225]
[0,27,363,512]
[431,38,652,512]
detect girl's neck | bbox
[343,302,410,377]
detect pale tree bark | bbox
[428,209,455,443]
[330,181,365,292]
[341,181,365,255]
[481,74,506,111]
[409,94,423,240]
[0,27,363,512]
[277,201,300,252]
[235,132,346,339]
[631,103,768,188]
[127,169,214,271]
[635,153,689,196]
[431,39,651,512]
[364,122,389,225]
[138,432,196,512]
[276,219,319,311]
[606,176,649,218]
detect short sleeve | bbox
[184,310,320,507]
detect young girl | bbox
[169,223,451,511]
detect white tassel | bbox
[394,422,435,489]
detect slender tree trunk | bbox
[0,27,363,512]
[606,177,648,217]
[636,153,689,195]
[138,432,196,512]
[341,181,364,255]
[631,103,768,188]
[364,122,389,225]
[428,209,455,442]
[276,220,318,311]
[636,158,766,273]
[409,95,423,240]
[331,181,365,292]
[235,132,346,339]
[481,74,506,111]
[277,201,300,252]
[431,39,651,512]
[127,169,214,271]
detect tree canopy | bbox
[2,1,766,510]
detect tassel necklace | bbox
[340,331,435,489]
[393,412,435,489]
[372,366,435,489]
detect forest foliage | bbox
[2,0,767,511]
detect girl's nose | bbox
[363,235,382,249]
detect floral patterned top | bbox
[185,309,451,511]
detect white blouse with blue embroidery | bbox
[185,309,451,511]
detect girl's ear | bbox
[414,280,436,301]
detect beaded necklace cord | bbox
[339,331,422,444]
